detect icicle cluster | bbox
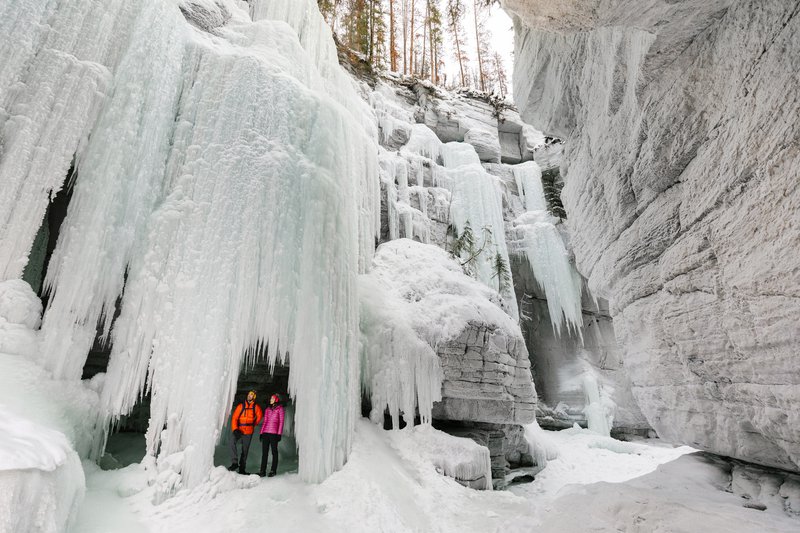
[510,162,584,337]
[359,274,442,429]
[1,0,380,488]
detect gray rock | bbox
[178,1,231,32]
[504,0,800,471]
[433,321,537,426]
[464,128,501,163]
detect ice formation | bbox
[391,125,520,316]
[0,280,42,358]
[438,142,517,314]
[582,374,613,437]
[359,239,522,430]
[391,424,493,490]
[0,412,85,533]
[1,0,379,489]
[509,162,583,336]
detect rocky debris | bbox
[730,462,800,516]
[505,0,800,472]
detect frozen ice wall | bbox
[0,0,379,488]
[437,143,519,319]
[510,162,583,336]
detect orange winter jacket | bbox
[231,401,263,435]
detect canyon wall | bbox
[503,0,800,471]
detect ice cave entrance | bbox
[80,340,298,475]
[213,356,298,475]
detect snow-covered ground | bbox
[66,421,799,533]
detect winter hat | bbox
[270,394,280,404]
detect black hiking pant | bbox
[260,433,280,475]
[230,431,253,468]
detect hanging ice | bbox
[437,143,519,319]
[1,0,380,489]
[512,161,547,212]
[509,162,583,336]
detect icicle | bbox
[0,0,380,491]
[512,161,546,212]
[251,0,380,273]
[509,161,583,337]
[0,0,135,281]
[39,1,187,380]
[403,124,443,162]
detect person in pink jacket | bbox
[258,393,285,477]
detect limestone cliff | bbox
[503,0,800,471]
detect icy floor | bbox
[69,421,800,533]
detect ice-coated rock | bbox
[504,0,800,471]
[391,425,494,490]
[359,238,536,430]
[0,280,42,359]
[0,280,41,330]
[177,0,234,32]
[0,427,84,533]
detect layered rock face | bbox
[504,0,800,471]
[433,322,536,426]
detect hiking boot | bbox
[267,471,276,477]
[238,467,249,475]
[228,463,239,471]
[258,471,267,477]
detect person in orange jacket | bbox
[228,390,263,474]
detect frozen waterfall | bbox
[0,0,379,488]
[510,162,583,337]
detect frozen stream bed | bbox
[69,422,799,533]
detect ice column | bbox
[582,374,612,436]
[98,12,375,487]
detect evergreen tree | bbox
[492,252,511,294]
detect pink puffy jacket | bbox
[260,405,285,435]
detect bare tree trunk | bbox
[389,0,397,71]
[473,0,484,91]
[430,3,436,84]
[453,24,465,86]
[421,2,428,79]
[369,0,375,63]
[409,0,416,76]
[402,0,408,75]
